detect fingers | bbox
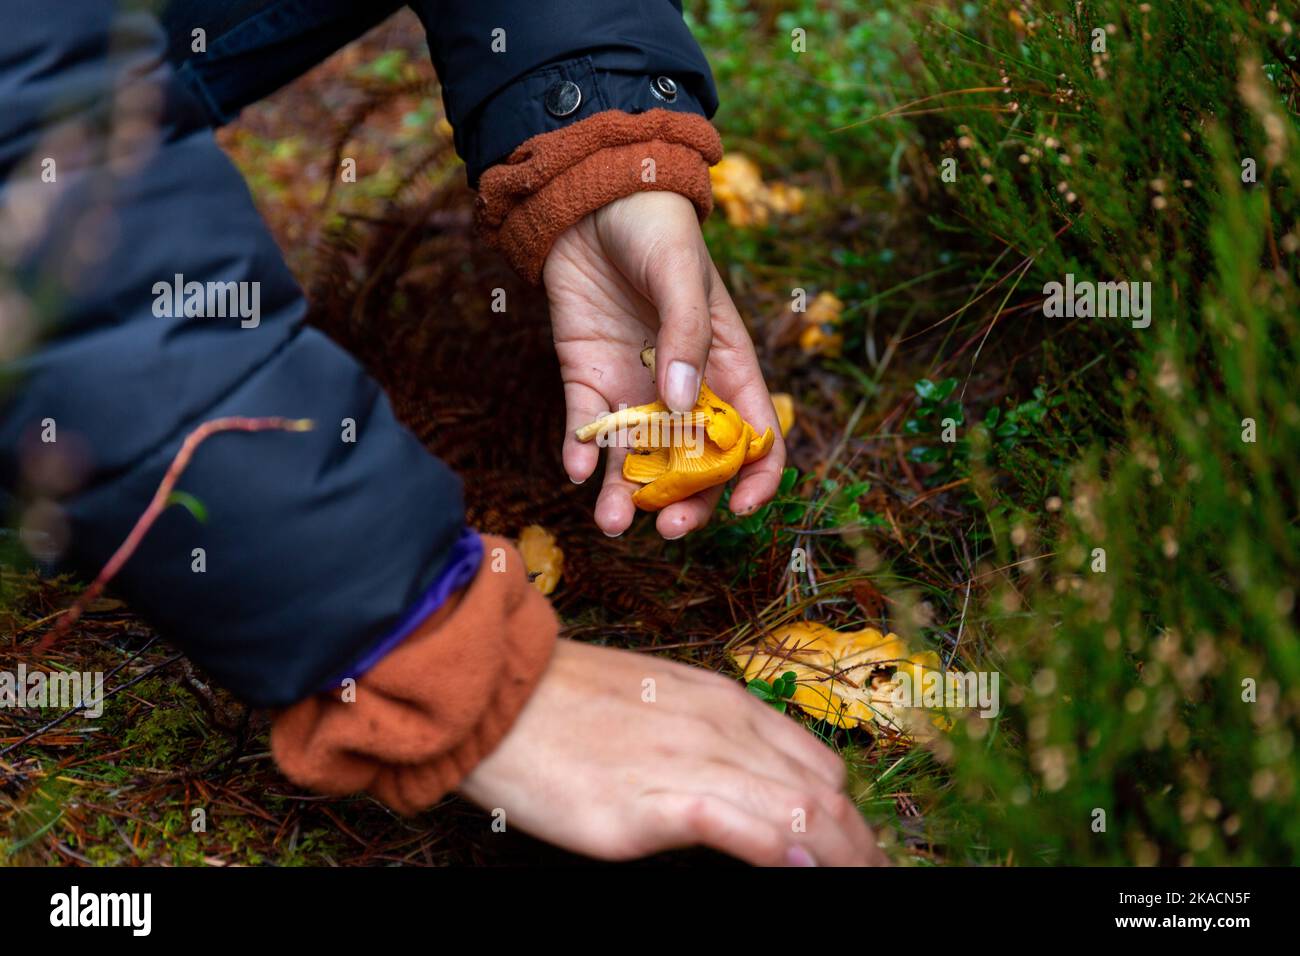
[645,247,713,413]
[644,792,789,866]
[594,444,638,537]
[646,764,885,866]
[702,265,787,515]
[727,378,786,516]
[655,486,724,539]
[563,381,608,485]
[731,432,786,516]
[727,772,881,867]
[650,287,780,535]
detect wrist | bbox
[269,534,559,816]
[476,109,722,284]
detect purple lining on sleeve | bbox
[315,527,484,694]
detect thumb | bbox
[647,249,713,413]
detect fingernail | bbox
[663,530,689,541]
[665,360,700,414]
[570,475,586,485]
[786,846,818,867]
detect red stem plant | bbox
[33,416,314,654]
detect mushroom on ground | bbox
[517,525,563,595]
[709,153,807,227]
[771,392,796,437]
[730,620,951,737]
[798,291,845,358]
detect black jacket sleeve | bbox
[1,0,720,710]
[0,2,464,708]
[411,0,719,184]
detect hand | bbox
[543,191,786,539]
[458,639,890,866]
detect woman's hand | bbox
[543,191,785,539]
[458,639,890,866]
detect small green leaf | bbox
[166,491,208,524]
[909,445,947,463]
[933,377,959,401]
[937,402,965,424]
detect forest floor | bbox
[1,13,947,865]
[7,2,1294,867]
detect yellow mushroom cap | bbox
[698,383,745,450]
[624,425,750,511]
[730,620,953,737]
[771,393,796,437]
[744,426,776,464]
[517,525,563,595]
[710,153,806,228]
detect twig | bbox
[948,577,972,672]
[0,651,183,759]
[34,416,313,655]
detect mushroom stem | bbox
[572,349,662,442]
[575,403,708,444]
[574,404,660,443]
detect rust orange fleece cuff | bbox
[476,109,724,284]
[269,535,558,816]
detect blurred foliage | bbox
[688,0,917,176]
[693,0,1300,865]
[942,137,1300,863]
[882,0,1300,864]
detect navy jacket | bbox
[0,0,716,707]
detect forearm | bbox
[0,3,490,710]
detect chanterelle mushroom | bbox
[517,525,563,595]
[771,392,796,437]
[574,348,776,511]
[730,620,951,737]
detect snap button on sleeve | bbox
[650,76,678,103]
[544,80,583,117]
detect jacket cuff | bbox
[269,534,559,815]
[451,55,716,187]
[475,109,723,285]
